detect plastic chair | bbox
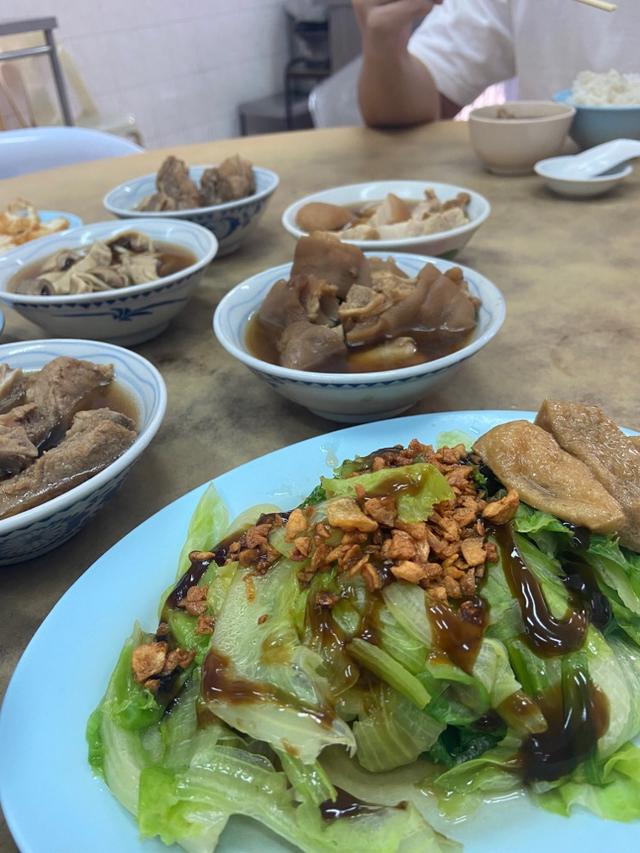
[0,39,143,145]
[0,126,143,179]
[308,57,363,128]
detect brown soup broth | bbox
[9,240,195,292]
[245,313,473,374]
[155,242,196,277]
[83,381,140,425]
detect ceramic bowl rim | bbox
[0,218,218,305]
[469,100,576,124]
[103,166,280,218]
[0,339,167,535]
[553,88,640,111]
[281,180,491,250]
[214,252,506,385]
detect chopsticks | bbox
[574,0,617,11]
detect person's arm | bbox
[353,0,461,127]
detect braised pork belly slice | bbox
[0,357,113,477]
[0,365,27,415]
[0,408,137,519]
[0,418,38,476]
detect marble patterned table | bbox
[0,121,638,849]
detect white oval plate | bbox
[1,411,638,853]
[281,180,491,255]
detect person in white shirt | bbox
[353,0,639,126]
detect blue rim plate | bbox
[0,411,638,853]
[38,210,84,230]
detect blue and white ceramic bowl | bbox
[0,219,217,346]
[103,166,279,257]
[0,339,166,565]
[553,89,640,149]
[214,252,506,423]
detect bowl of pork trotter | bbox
[104,154,279,256]
[0,338,166,564]
[214,232,505,422]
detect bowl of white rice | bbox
[554,70,640,149]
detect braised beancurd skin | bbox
[9,231,195,296]
[473,419,625,533]
[246,232,479,373]
[535,400,640,550]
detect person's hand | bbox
[353,0,443,51]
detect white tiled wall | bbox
[0,0,290,147]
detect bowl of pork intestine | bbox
[282,180,491,257]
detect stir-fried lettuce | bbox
[88,454,640,851]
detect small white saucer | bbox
[534,158,632,198]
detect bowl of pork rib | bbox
[0,339,166,564]
[214,232,505,423]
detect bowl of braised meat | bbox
[0,218,217,345]
[0,339,166,564]
[214,233,505,422]
[104,154,279,256]
[282,180,491,258]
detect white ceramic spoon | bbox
[538,139,640,179]
[534,138,640,198]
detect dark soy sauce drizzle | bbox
[560,521,591,550]
[493,524,588,657]
[561,558,611,631]
[521,667,609,782]
[319,788,385,821]
[203,650,272,704]
[165,551,214,609]
[428,596,487,673]
[307,594,348,652]
[202,649,333,725]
